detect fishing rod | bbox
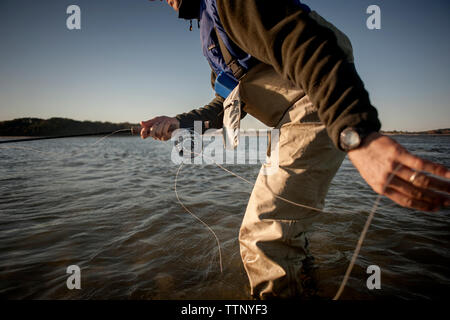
[0,124,194,145]
[0,128,146,145]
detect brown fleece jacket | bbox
[176,0,381,150]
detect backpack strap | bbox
[214,28,247,80]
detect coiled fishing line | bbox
[0,128,412,299]
[174,129,404,300]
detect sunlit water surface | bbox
[0,135,449,299]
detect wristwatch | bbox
[339,127,371,151]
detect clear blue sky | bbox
[0,0,449,131]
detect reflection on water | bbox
[0,135,449,299]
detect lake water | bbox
[0,134,449,299]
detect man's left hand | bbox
[348,132,450,212]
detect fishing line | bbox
[173,128,357,275]
[0,129,132,162]
[332,164,402,300]
[176,132,353,215]
[0,127,414,299]
[174,131,404,299]
[0,129,132,145]
[0,129,133,184]
[86,129,132,148]
[0,129,136,264]
[174,162,224,274]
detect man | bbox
[142,0,450,299]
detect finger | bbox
[140,118,157,128]
[141,126,152,139]
[160,121,173,141]
[140,117,160,129]
[388,176,448,207]
[397,149,450,179]
[395,165,450,194]
[154,121,165,139]
[140,127,148,139]
[149,124,159,139]
[384,187,439,212]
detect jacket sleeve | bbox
[175,71,225,130]
[216,0,381,149]
[175,71,247,131]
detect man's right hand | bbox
[140,116,180,141]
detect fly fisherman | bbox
[141,0,450,299]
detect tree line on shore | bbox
[0,117,448,137]
[0,118,137,137]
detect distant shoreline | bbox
[382,132,450,136]
[381,132,450,136]
[0,118,136,137]
[0,117,448,137]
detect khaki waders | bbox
[230,11,353,299]
[239,95,345,299]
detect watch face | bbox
[341,128,361,150]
